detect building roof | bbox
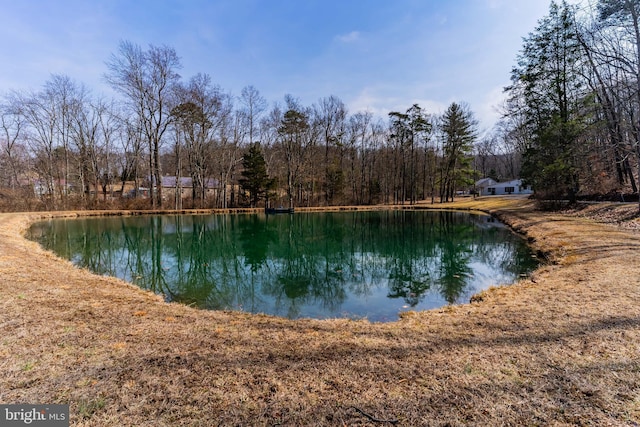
[160,176,220,189]
[475,178,497,187]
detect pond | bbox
[28,210,539,322]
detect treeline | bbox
[504,0,640,205]
[0,41,495,212]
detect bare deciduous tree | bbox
[105,41,181,207]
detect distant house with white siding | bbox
[475,178,533,196]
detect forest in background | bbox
[1,0,639,211]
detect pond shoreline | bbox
[2,196,640,425]
[30,207,536,321]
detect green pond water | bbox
[28,210,539,322]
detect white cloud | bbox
[335,31,361,43]
[475,85,508,135]
[347,86,448,120]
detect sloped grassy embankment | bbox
[0,197,639,425]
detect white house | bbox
[475,178,533,196]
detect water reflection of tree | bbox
[69,220,110,276]
[239,214,276,272]
[373,210,484,305]
[434,211,477,304]
[150,216,169,296]
[162,216,216,308]
[384,211,436,306]
[437,239,473,304]
[262,213,348,319]
[170,216,237,309]
[36,219,115,277]
[121,217,152,290]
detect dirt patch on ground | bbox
[1,197,640,426]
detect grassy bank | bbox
[1,197,639,426]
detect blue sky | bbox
[0,0,560,132]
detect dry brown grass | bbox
[1,197,640,426]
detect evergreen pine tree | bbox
[439,102,477,202]
[239,143,274,207]
[508,1,586,201]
